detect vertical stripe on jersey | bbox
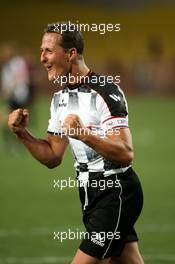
[68,92,79,111]
[90,93,97,112]
[53,94,61,111]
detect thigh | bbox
[71,249,100,264]
[78,170,143,260]
[71,249,113,264]
[110,242,144,264]
[79,183,125,259]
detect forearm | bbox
[16,129,60,167]
[80,132,133,165]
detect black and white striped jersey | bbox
[47,71,130,176]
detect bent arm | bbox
[16,130,69,168]
[80,128,133,166]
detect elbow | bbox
[126,151,134,164]
[120,151,134,166]
[46,163,58,169]
[44,157,62,169]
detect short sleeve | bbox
[97,85,129,132]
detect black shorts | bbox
[77,167,143,259]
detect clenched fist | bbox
[63,114,89,140]
[8,108,29,134]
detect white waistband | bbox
[103,165,131,177]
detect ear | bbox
[67,48,77,62]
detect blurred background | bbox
[0,1,175,263]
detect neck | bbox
[69,58,90,84]
[55,58,90,90]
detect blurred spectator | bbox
[132,36,173,95]
[1,44,33,110]
[0,44,37,152]
[168,56,175,95]
[102,57,134,94]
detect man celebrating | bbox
[8,22,144,264]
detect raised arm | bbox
[8,109,68,168]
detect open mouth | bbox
[46,65,52,71]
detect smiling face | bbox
[40,32,70,82]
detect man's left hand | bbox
[63,114,88,139]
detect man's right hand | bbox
[7,108,68,168]
[8,108,29,135]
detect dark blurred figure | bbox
[168,56,175,95]
[132,36,173,95]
